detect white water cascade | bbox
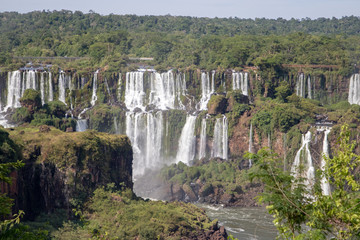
[199,72,215,110]
[212,115,228,160]
[76,119,88,132]
[199,118,207,159]
[48,72,53,102]
[126,111,164,176]
[40,72,45,105]
[320,128,331,196]
[58,71,67,104]
[5,70,42,111]
[91,71,98,106]
[296,73,306,98]
[124,71,146,110]
[348,73,360,105]
[175,115,197,165]
[232,72,249,96]
[5,71,22,110]
[307,75,312,99]
[149,70,186,110]
[291,131,315,191]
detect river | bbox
[196,204,278,240]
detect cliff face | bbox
[3,126,133,220]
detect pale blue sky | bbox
[1,0,359,19]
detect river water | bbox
[196,204,278,240]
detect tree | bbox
[19,89,42,114]
[247,125,360,239]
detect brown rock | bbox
[39,125,51,133]
[207,95,228,115]
[182,183,198,202]
[66,127,73,132]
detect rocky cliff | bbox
[1,126,133,220]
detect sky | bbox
[0,0,359,19]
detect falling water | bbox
[114,117,119,134]
[5,71,22,110]
[320,128,331,195]
[296,73,306,98]
[291,131,315,191]
[232,72,249,96]
[176,115,197,165]
[199,72,214,110]
[126,111,164,176]
[125,72,145,110]
[307,75,312,99]
[199,118,207,159]
[48,72,53,102]
[149,70,186,110]
[40,72,45,105]
[91,71,98,107]
[76,119,88,132]
[58,72,66,104]
[348,73,360,105]
[213,115,228,160]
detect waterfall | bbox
[307,75,312,99]
[249,123,254,167]
[48,72,53,102]
[76,119,88,132]
[114,117,119,134]
[40,72,45,105]
[291,131,315,191]
[320,128,331,196]
[58,72,66,104]
[175,115,196,165]
[199,118,207,159]
[348,73,360,105]
[232,72,249,96]
[5,71,22,110]
[296,73,306,98]
[149,70,186,110]
[126,111,164,176]
[199,72,214,110]
[212,115,228,160]
[125,72,145,110]
[91,71,98,107]
[211,71,215,95]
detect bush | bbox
[19,89,42,113]
[44,101,67,118]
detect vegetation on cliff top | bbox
[0,11,358,76]
[45,184,221,240]
[12,89,76,131]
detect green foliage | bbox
[11,107,32,124]
[248,125,360,239]
[0,129,30,238]
[275,82,292,103]
[0,11,357,75]
[48,185,216,240]
[160,158,248,195]
[44,100,67,118]
[207,94,227,114]
[20,89,42,112]
[252,97,321,137]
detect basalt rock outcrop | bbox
[1,127,133,220]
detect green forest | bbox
[0,11,360,76]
